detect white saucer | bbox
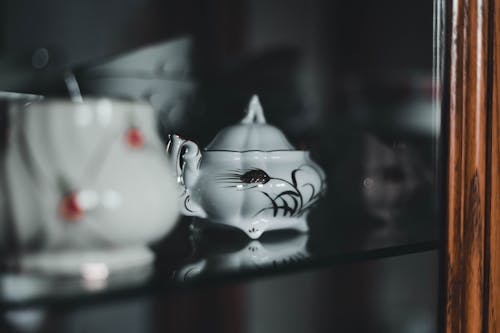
[17,246,154,278]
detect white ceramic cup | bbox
[2,98,180,275]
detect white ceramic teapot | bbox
[167,95,326,239]
[1,98,180,276]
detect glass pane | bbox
[0,0,443,308]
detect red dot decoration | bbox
[59,192,83,221]
[125,127,144,149]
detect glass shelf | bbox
[2,250,439,333]
[0,191,439,309]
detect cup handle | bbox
[166,134,205,217]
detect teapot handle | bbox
[166,135,205,217]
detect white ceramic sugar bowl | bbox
[167,95,326,239]
[2,98,180,275]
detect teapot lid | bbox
[205,95,296,151]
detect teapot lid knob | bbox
[241,94,266,124]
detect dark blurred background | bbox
[0,0,440,332]
[0,0,438,229]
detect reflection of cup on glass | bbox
[1,98,179,276]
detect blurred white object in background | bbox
[2,98,180,276]
[80,37,193,77]
[4,308,46,333]
[77,37,198,136]
[80,76,195,135]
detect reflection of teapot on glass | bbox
[167,95,326,239]
[174,232,309,281]
[1,98,179,275]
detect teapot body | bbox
[2,99,180,258]
[178,148,325,239]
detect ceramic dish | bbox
[167,95,326,239]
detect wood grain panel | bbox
[445,0,489,332]
[487,1,500,331]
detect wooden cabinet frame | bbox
[444,0,499,331]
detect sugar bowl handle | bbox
[166,135,205,217]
